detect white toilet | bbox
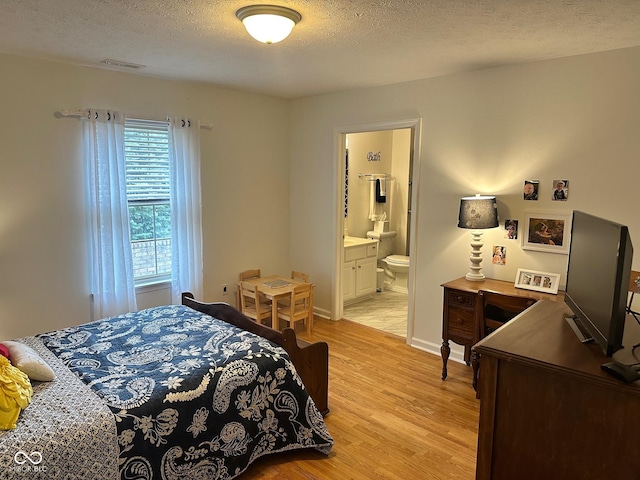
[366,229,410,294]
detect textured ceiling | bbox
[1,0,640,98]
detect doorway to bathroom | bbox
[337,119,420,340]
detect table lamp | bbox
[458,195,499,281]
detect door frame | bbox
[333,117,422,342]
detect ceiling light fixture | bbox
[236,4,301,44]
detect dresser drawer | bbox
[447,308,475,340]
[447,290,475,309]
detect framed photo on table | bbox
[515,268,560,294]
[522,211,571,254]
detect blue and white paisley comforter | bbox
[37,305,333,479]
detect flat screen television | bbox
[564,210,633,356]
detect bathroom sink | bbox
[344,236,374,247]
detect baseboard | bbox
[409,337,466,364]
[343,295,374,307]
[312,306,331,320]
[385,284,408,294]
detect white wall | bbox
[290,46,640,360]
[0,53,292,339]
[3,46,640,363]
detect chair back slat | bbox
[239,269,261,281]
[291,270,309,283]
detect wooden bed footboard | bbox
[182,292,329,415]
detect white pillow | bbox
[2,341,56,381]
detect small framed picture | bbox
[522,211,572,254]
[552,179,569,201]
[492,245,506,265]
[515,268,560,294]
[505,219,518,239]
[523,180,539,201]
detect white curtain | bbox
[169,117,204,303]
[83,110,137,319]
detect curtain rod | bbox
[58,109,213,130]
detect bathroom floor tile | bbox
[343,290,407,337]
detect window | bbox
[124,119,171,284]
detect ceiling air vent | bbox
[100,59,146,69]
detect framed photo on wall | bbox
[515,268,561,294]
[523,180,539,201]
[552,179,569,201]
[505,219,518,239]
[522,211,571,254]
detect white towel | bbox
[369,179,377,220]
[379,178,386,196]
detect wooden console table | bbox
[474,300,640,479]
[440,277,564,381]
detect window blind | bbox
[124,119,170,202]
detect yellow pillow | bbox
[0,356,33,430]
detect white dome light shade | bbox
[236,5,302,44]
[242,14,294,43]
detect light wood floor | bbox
[240,316,480,479]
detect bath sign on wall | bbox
[367,151,381,162]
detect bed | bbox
[0,293,333,479]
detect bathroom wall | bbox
[391,129,411,255]
[345,129,410,255]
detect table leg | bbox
[272,297,279,330]
[307,286,314,335]
[441,340,450,380]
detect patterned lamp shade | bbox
[457,195,499,281]
[458,196,499,230]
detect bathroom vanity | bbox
[343,236,378,304]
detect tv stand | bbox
[565,314,594,343]
[474,300,640,479]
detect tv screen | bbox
[564,211,633,356]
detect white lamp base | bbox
[465,230,486,282]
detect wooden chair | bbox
[277,282,313,334]
[279,271,310,309]
[291,270,309,283]
[627,270,640,314]
[472,290,536,393]
[239,281,272,326]
[480,291,536,336]
[237,269,262,309]
[288,270,310,307]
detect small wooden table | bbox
[239,275,314,333]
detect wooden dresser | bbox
[474,300,640,479]
[440,277,564,381]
